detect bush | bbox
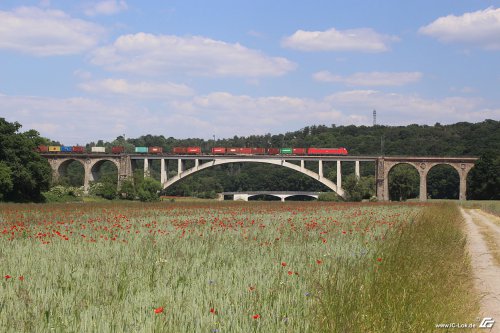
[119,179,136,200]
[137,177,162,202]
[318,192,343,202]
[88,181,117,200]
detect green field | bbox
[0,202,478,332]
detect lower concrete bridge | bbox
[219,191,320,202]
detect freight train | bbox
[37,145,348,155]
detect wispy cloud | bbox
[90,33,296,77]
[84,0,128,16]
[79,78,194,97]
[313,71,423,87]
[419,7,500,49]
[282,27,399,52]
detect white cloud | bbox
[90,32,296,77]
[313,71,423,87]
[1,90,498,145]
[79,78,194,97]
[419,7,500,49]
[324,90,499,124]
[282,27,399,52]
[84,0,128,16]
[0,7,105,56]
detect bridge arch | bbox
[426,163,460,199]
[89,159,120,183]
[163,158,345,197]
[386,162,420,201]
[56,159,85,186]
[379,158,476,201]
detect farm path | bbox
[461,208,500,332]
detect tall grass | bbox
[460,200,500,217]
[312,203,479,332]
[0,202,478,332]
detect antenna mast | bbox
[373,110,377,126]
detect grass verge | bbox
[312,203,480,332]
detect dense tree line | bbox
[0,118,51,202]
[0,118,498,202]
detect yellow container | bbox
[48,146,61,152]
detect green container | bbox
[135,147,148,153]
[280,147,293,154]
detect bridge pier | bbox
[160,159,168,186]
[355,161,360,180]
[337,161,342,190]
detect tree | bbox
[0,162,13,200]
[0,118,51,202]
[137,177,162,202]
[467,153,500,200]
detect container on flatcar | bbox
[212,147,226,154]
[48,146,61,152]
[91,146,106,153]
[251,148,266,154]
[172,147,187,154]
[111,146,125,154]
[148,146,163,154]
[135,147,148,153]
[226,148,239,154]
[72,146,85,153]
[280,148,293,154]
[186,147,201,154]
[307,148,348,155]
[37,145,49,153]
[267,148,280,155]
[292,148,307,155]
[60,146,72,152]
[239,148,252,154]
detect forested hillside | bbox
[84,120,499,200]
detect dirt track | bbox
[461,208,500,332]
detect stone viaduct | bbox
[42,153,478,201]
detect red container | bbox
[267,148,280,155]
[37,145,48,153]
[239,148,252,155]
[186,147,201,154]
[112,146,125,154]
[251,148,266,154]
[149,146,163,154]
[307,148,348,155]
[212,147,226,154]
[172,147,186,154]
[226,148,239,154]
[72,146,85,153]
[292,148,306,155]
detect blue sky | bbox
[1,0,499,145]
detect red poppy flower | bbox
[210,308,216,314]
[316,260,323,264]
[252,314,260,319]
[249,286,256,291]
[154,306,164,314]
[281,262,287,267]
[287,271,293,275]
[377,257,382,262]
[18,276,24,281]
[4,275,11,279]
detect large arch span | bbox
[162,158,345,197]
